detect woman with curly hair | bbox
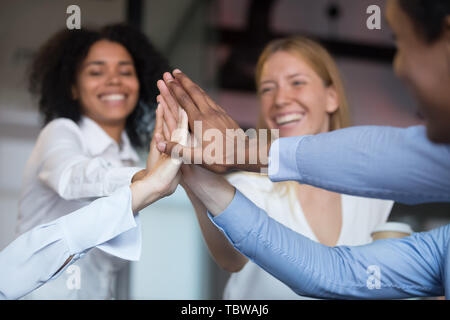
[17,24,170,299]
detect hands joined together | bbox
[131,69,270,215]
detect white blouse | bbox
[17,116,143,299]
[223,172,394,300]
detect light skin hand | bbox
[156,70,269,173]
[131,90,176,183]
[130,98,188,213]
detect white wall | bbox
[129,187,211,299]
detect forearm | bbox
[182,182,247,272]
[130,178,162,213]
[211,190,446,299]
[0,222,72,299]
[0,186,139,300]
[269,125,450,204]
[182,166,236,216]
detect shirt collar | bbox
[79,116,140,163]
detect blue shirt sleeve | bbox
[268,125,450,204]
[0,186,141,300]
[210,190,447,299]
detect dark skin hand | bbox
[156,70,269,173]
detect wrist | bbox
[189,172,236,215]
[206,181,235,216]
[232,136,268,172]
[130,176,161,213]
[131,169,148,183]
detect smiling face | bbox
[72,40,139,129]
[258,50,339,137]
[386,0,450,142]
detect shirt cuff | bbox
[104,166,143,195]
[60,185,141,261]
[96,214,142,261]
[268,136,308,182]
[207,189,263,246]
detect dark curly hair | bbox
[29,24,170,148]
[398,0,450,43]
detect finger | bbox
[157,141,199,165]
[154,102,163,133]
[163,73,184,98]
[172,108,189,146]
[147,103,163,169]
[178,107,188,131]
[150,103,163,147]
[164,76,199,126]
[173,69,223,113]
[159,94,177,134]
[163,71,181,86]
[172,69,212,114]
[157,78,179,121]
[163,121,171,142]
[163,71,173,81]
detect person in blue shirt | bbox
[156,0,450,299]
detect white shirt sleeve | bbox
[36,120,142,200]
[0,186,141,300]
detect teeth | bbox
[100,94,125,101]
[275,113,303,125]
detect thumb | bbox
[157,141,200,164]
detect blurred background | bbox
[0,0,448,299]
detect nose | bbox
[106,72,121,85]
[274,85,291,109]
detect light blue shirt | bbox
[210,125,450,299]
[0,186,141,300]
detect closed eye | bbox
[120,71,134,76]
[292,80,306,86]
[259,87,274,94]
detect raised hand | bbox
[130,97,188,212]
[156,70,269,173]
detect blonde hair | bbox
[255,36,351,197]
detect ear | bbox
[325,84,339,114]
[71,85,78,100]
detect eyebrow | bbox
[287,73,309,79]
[260,73,309,85]
[84,61,134,66]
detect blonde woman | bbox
[176,37,394,299]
